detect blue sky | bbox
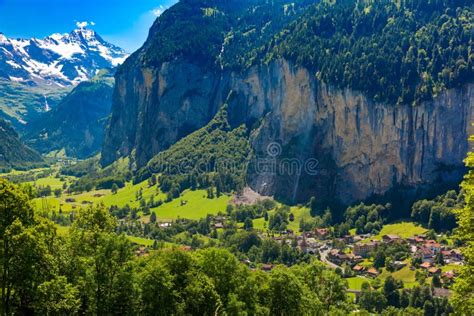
[0,0,178,52]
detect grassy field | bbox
[22,169,232,224]
[151,190,231,221]
[378,266,418,288]
[370,222,427,240]
[28,171,231,220]
[101,180,164,208]
[441,263,461,272]
[28,176,67,190]
[127,235,155,247]
[390,267,418,288]
[346,276,369,290]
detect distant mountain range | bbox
[0,27,128,87]
[0,27,127,131]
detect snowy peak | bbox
[0,27,128,87]
[0,33,8,43]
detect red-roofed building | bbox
[353,265,365,274]
[428,267,441,275]
[367,268,379,277]
[424,240,442,253]
[420,261,432,269]
[382,234,402,243]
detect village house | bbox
[366,267,379,277]
[407,235,426,245]
[159,222,172,228]
[299,237,319,254]
[240,259,251,265]
[442,249,463,262]
[315,228,330,239]
[353,241,379,258]
[424,240,442,254]
[134,246,149,257]
[382,234,402,244]
[213,222,224,229]
[417,246,435,263]
[353,265,365,275]
[428,267,441,275]
[420,261,432,269]
[328,249,362,265]
[212,216,226,229]
[442,270,457,285]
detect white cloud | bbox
[152,5,167,17]
[75,21,96,29]
[76,21,89,29]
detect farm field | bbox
[372,222,427,239]
[359,222,428,244]
[151,190,231,221]
[26,172,231,222]
[346,276,368,290]
[379,266,418,288]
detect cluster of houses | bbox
[335,233,462,281]
[260,228,464,281]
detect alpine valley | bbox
[0,0,473,315]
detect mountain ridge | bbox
[101,0,473,208]
[24,69,115,158]
[0,27,128,87]
[0,118,43,171]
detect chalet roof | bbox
[367,268,379,275]
[428,267,441,274]
[419,247,434,256]
[353,265,365,271]
[420,262,432,269]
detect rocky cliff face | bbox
[230,60,474,204]
[102,58,473,204]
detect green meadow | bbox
[151,190,231,221]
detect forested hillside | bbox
[138,104,250,198]
[24,70,114,158]
[103,0,473,206]
[0,119,43,171]
[263,0,473,104]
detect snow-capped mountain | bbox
[0,27,128,87]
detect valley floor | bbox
[1,164,463,303]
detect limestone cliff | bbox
[102,58,473,204]
[101,0,474,205]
